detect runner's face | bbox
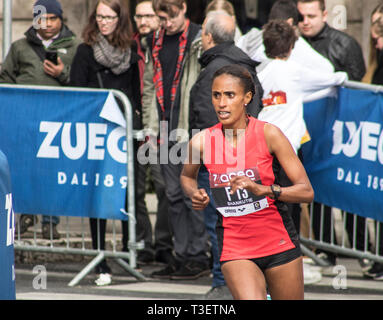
[212,74,252,128]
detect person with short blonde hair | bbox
[205,0,242,41]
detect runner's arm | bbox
[181,131,210,210]
[264,123,314,203]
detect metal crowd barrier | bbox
[300,80,383,267]
[300,206,383,266]
[2,84,146,285]
[9,80,383,285]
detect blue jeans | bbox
[198,165,226,288]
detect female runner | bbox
[180,64,314,300]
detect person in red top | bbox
[181,64,314,300]
[132,0,174,266]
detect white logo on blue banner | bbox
[302,87,383,222]
[0,86,128,220]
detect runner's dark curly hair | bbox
[212,64,255,103]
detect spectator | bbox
[359,7,383,281]
[297,0,366,266]
[132,0,173,265]
[229,0,278,33]
[0,0,80,240]
[237,1,334,271]
[258,20,347,153]
[69,0,141,286]
[141,0,210,280]
[366,4,383,85]
[204,0,242,42]
[258,21,346,280]
[134,0,161,93]
[297,0,365,81]
[189,10,263,299]
[186,0,210,24]
[237,0,334,76]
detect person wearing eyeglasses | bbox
[131,1,173,267]
[0,0,80,240]
[141,0,211,280]
[133,0,160,94]
[70,0,142,286]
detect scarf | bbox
[92,33,131,75]
[152,19,190,118]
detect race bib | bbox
[210,167,269,217]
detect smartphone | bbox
[45,51,58,65]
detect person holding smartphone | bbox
[0,0,80,239]
[0,0,79,86]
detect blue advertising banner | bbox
[0,86,129,220]
[0,149,15,300]
[302,87,383,222]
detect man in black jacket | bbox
[297,0,366,266]
[188,11,263,300]
[189,14,263,132]
[297,0,365,81]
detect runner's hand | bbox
[191,188,210,211]
[230,176,268,197]
[229,176,253,194]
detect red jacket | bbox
[133,32,145,95]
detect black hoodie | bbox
[189,41,263,133]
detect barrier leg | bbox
[300,244,331,267]
[68,252,105,287]
[115,258,146,281]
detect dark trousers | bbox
[150,162,173,254]
[160,152,209,264]
[89,140,160,272]
[311,203,374,258]
[198,165,225,288]
[121,160,173,256]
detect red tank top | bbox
[204,117,295,261]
